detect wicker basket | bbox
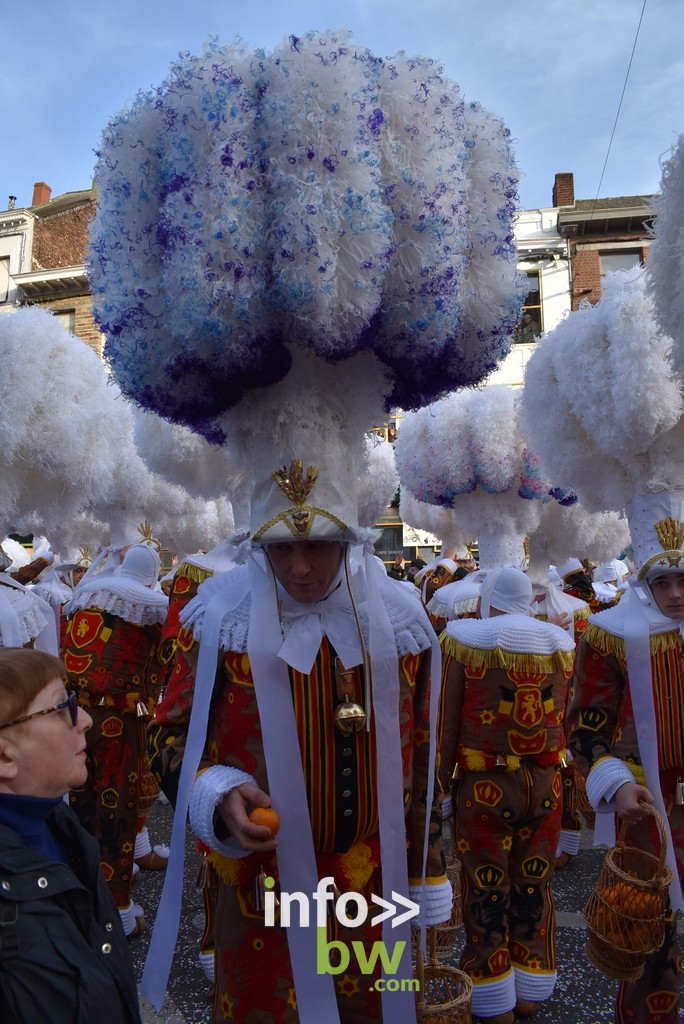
[430,859,464,959]
[415,927,472,1023]
[138,761,162,817]
[574,763,596,829]
[583,804,672,981]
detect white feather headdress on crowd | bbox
[0,307,126,536]
[527,502,631,584]
[646,133,684,380]
[133,409,249,531]
[394,384,575,570]
[90,30,525,528]
[357,435,399,531]
[522,266,684,578]
[400,490,473,555]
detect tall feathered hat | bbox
[646,133,684,381]
[89,30,525,532]
[522,266,684,579]
[527,501,630,584]
[400,489,473,555]
[0,307,129,536]
[394,384,575,569]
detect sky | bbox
[3,0,684,213]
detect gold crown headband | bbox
[252,459,347,541]
[637,516,684,579]
[137,520,162,552]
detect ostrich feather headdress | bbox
[522,267,684,577]
[394,384,575,569]
[89,30,524,539]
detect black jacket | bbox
[0,801,141,1024]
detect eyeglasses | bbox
[0,691,80,731]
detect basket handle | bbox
[617,800,669,874]
[413,926,438,989]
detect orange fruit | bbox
[249,806,280,837]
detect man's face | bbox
[649,572,684,620]
[266,541,344,604]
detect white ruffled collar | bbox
[0,579,50,646]
[589,584,681,638]
[446,613,576,654]
[181,555,434,666]
[65,575,168,627]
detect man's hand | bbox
[615,781,654,822]
[548,612,572,630]
[216,782,279,853]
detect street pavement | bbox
[130,801,682,1023]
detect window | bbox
[52,308,76,334]
[513,270,542,343]
[600,251,642,276]
[372,416,398,443]
[374,525,404,564]
[0,258,9,303]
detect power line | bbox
[592,0,648,204]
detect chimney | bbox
[553,172,574,208]
[32,181,52,207]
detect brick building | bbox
[0,181,103,355]
[554,172,654,312]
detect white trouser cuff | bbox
[119,903,136,936]
[134,826,152,858]
[556,829,581,856]
[409,879,453,926]
[199,950,216,983]
[514,966,557,1002]
[470,970,515,1017]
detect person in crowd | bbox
[0,648,141,1023]
[567,496,684,1024]
[150,460,448,1023]
[62,542,168,938]
[439,566,575,1023]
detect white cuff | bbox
[409,879,453,927]
[134,826,151,858]
[189,764,258,857]
[441,795,452,818]
[586,757,635,813]
[514,965,557,1002]
[556,829,581,856]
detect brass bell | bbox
[136,700,149,718]
[495,754,507,769]
[254,867,279,913]
[676,777,684,806]
[333,694,366,736]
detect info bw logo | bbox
[263,875,420,985]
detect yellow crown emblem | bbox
[138,520,162,552]
[654,517,684,552]
[272,460,318,506]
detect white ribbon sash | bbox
[623,587,684,911]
